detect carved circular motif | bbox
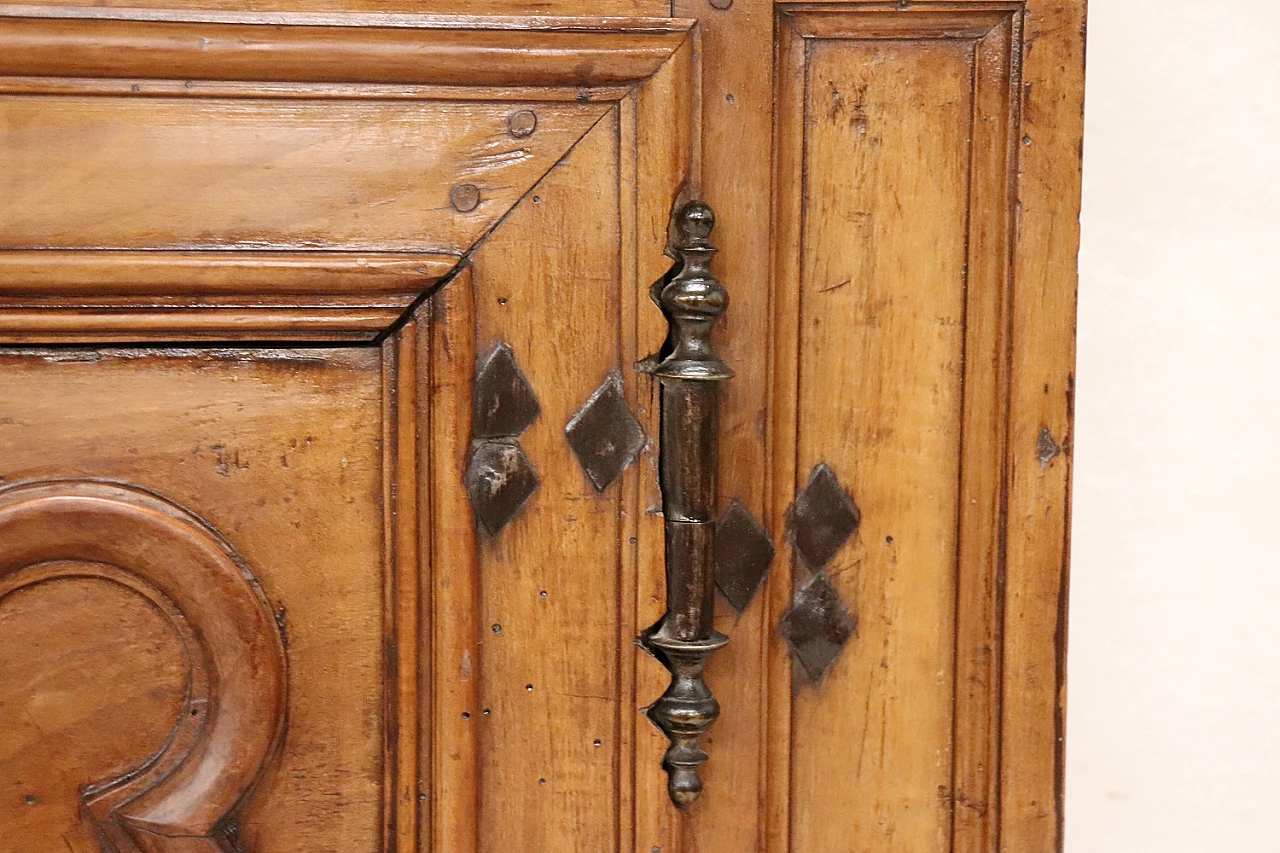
[0,480,286,853]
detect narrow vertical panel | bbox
[468,113,625,853]
[773,8,1027,853]
[953,17,1019,853]
[790,35,970,853]
[1000,2,1085,851]
[425,270,480,853]
[385,321,422,853]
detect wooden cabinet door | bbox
[0,3,1084,853]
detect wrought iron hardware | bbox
[638,200,731,809]
[636,203,860,806]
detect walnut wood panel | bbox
[0,0,1085,850]
[0,97,605,253]
[0,8,694,342]
[417,37,690,853]
[0,348,388,852]
[0,481,286,853]
[759,5,1077,853]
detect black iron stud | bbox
[472,342,541,440]
[787,463,860,570]
[565,372,646,492]
[714,500,775,613]
[779,573,857,682]
[463,440,540,535]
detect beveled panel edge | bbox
[0,250,459,343]
[0,250,458,294]
[0,6,696,88]
[778,1,1021,40]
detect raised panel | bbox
[0,349,387,853]
[772,6,1020,853]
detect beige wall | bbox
[1068,1,1280,850]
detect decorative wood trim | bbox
[0,480,287,853]
[0,251,457,295]
[0,9,694,344]
[383,321,423,853]
[0,6,694,87]
[0,251,456,341]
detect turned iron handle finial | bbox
[640,200,732,809]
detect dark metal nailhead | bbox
[709,0,733,8]
[787,463,860,570]
[565,372,645,492]
[472,342,540,440]
[450,183,481,212]
[780,573,857,682]
[714,500,776,613]
[507,109,538,138]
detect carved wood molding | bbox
[0,480,286,853]
[0,6,694,87]
[0,6,695,343]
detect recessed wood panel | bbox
[773,8,1020,853]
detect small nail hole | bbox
[24,795,35,805]
[492,623,502,634]
[483,708,491,716]
[1022,136,1032,146]
[593,738,602,747]
[539,590,548,598]
[525,683,534,692]
[462,711,471,720]
[538,778,547,786]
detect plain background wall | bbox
[1067,1,1280,850]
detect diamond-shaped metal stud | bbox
[787,463,860,570]
[565,372,646,492]
[464,440,540,535]
[473,342,541,440]
[780,573,857,682]
[714,500,776,613]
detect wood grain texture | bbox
[0,97,607,254]
[0,8,692,86]
[0,0,1084,849]
[0,481,287,853]
[0,9,694,342]
[763,4,1078,853]
[0,348,388,852]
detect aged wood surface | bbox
[0,348,387,852]
[0,0,1083,851]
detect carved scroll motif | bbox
[0,481,287,853]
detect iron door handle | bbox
[639,201,731,809]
